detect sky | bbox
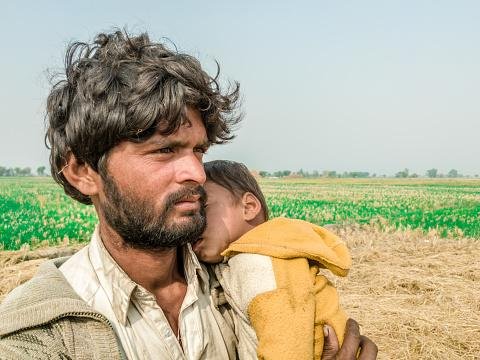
[1,0,479,175]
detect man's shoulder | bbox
[0,256,74,308]
[0,310,122,360]
[0,253,122,359]
[0,317,83,359]
[0,255,93,338]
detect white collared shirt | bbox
[59,227,237,360]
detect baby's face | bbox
[192,181,247,263]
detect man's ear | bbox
[62,152,102,197]
[242,192,263,222]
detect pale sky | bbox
[1,0,479,175]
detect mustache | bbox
[164,185,207,210]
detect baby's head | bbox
[192,160,269,263]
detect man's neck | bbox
[98,222,185,294]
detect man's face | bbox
[97,107,210,250]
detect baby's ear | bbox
[242,192,262,222]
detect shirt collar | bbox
[183,243,210,292]
[90,228,136,326]
[90,227,211,326]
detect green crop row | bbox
[261,178,480,238]
[1,177,479,250]
[0,178,97,250]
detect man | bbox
[0,30,377,359]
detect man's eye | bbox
[157,147,174,154]
[194,147,208,154]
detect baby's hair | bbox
[204,160,269,221]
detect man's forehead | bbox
[146,122,209,145]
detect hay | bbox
[0,245,83,302]
[0,229,479,359]
[331,225,480,360]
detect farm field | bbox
[0,177,479,358]
[1,177,480,250]
[263,177,480,238]
[0,226,478,359]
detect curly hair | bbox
[46,30,242,205]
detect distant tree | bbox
[322,170,337,178]
[0,167,37,176]
[395,168,409,178]
[410,173,419,178]
[312,170,319,178]
[37,166,46,176]
[21,167,32,176]
[348,171,369,178]
[447,169,458,178]
[426,168,438,178]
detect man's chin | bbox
[166,211,201,226]
[166,206,205,223]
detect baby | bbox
[193,160,351,360]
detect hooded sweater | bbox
[216,217,351,360]
[0,257,124,359]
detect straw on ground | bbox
[1,226,478,360]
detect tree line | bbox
[0,166,473,179]
[0,166,47,177]
[258,168,472,179]
[393,168,463,178]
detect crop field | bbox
[1,177,480,250]
[1,177,479,358]
[264,178,480,238]
[0,177,97,250]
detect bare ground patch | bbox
[0,228,479,359]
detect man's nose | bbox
[175,154,207,185]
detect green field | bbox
[1,177,479,250]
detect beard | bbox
[99,174,207,250]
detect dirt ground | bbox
[1,227,479,359]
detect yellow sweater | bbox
[221,217,351,360]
